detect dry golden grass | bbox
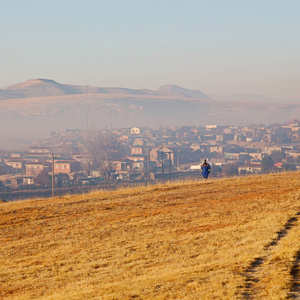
[1,172,300,299]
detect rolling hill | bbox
[1,172,300,299]
[0,79,211,100]
[5,79,81,98]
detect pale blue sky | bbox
[1,0,299,98]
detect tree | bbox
[35,170,51,187]
[222,163,238,177]
[86,130,129,178]
[56,173,71,188]
[261,155,274,173]
[270,150,285,163]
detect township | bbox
[1,119,300,200]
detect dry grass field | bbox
[1,172,300,299]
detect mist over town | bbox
[1,78,300,149]
[1,81,300,200]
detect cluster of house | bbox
[0,147,81,189]
[1,119,300,191]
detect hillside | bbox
[6,79,80,98]
[157,85,210,99]
[1,172,300,299]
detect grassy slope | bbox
[0,172,300,299]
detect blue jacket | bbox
[201,163,211,178]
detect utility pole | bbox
[147,147,150,171]
[160,151,164,182]
[146,147,150,183]
[168,151,172,182]
[52,153,55,198]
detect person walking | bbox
[201,159,211,180]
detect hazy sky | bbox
[1,0,299,98]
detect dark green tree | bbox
[261,155,274,173]
[35,170,51,187]
[270,150,285,163]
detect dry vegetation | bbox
[1,172,300,299]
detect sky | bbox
[1,0,300,99]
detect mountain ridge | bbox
[0,79,210,100]
[157,84,210,99]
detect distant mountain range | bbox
[0,79,210,100]
[0,79,299,148]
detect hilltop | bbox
[1,172,300,299]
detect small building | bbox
[249,152,263,161]
[131,127,141,135]
[263,134,276,143]
[23,176,35,185]
[216,134,234,142]
[234,134,246,142]
[25,162,48,175]
[119,135,130,143]
[0,175,22,188]
[10,151,23,158]
[150,147,175,166]
[285,152,300,161]
[132,160,156,171]
[210,145,226,155]
[132,161,146,170]
[264,146,282,155]
[112,159,133,171]
[130,146,147,155]
[238,163,262,175]
[130,127,148,135]
[286,119,300,127]
[206,125,218,131]
[54,160,81,174]
[28,147,51,154]
[4,159,23,171]
[224,153,240,161]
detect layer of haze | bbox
[1,0,300,99]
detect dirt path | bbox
[242,212,300,299]
[289,249,300,299]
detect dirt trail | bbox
[242,212,300,299]
[289,249,300,299]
